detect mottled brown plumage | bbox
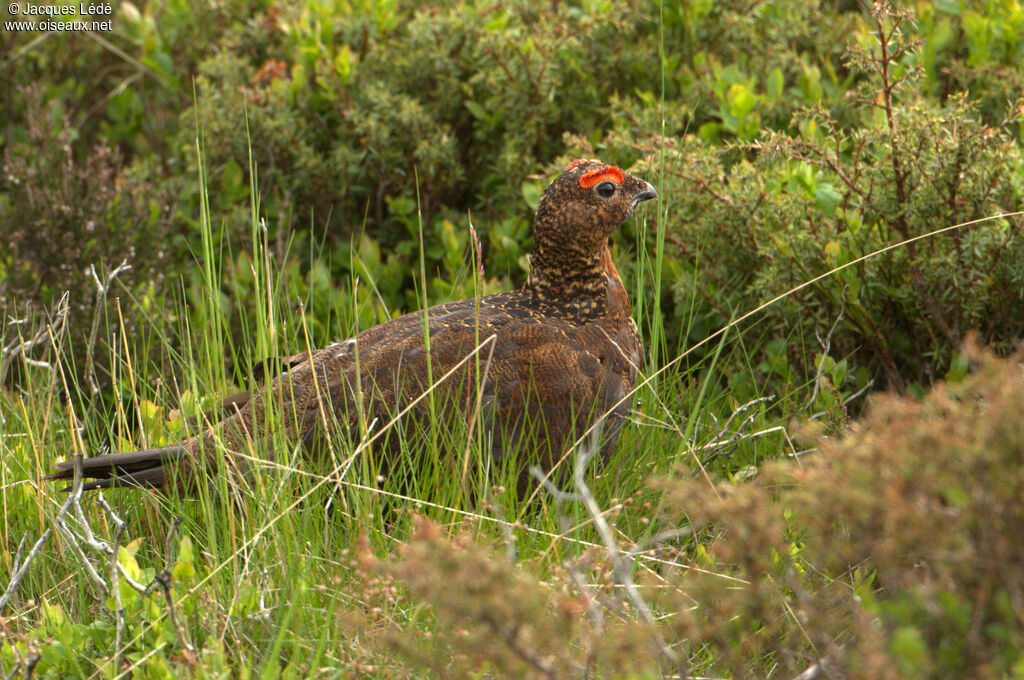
[46,160,657,492]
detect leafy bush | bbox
[916,0,1024,121]
[0,0,263,390]
[0,533,211,678]
[660,0,860,142]
[180,0,661,284]
[573,3,1024,406]
[109,0,666,363]
[0,0,252,157]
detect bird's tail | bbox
[43,445,186,491]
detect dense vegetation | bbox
[2,0,1023,677]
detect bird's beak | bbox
[631,181,658,211]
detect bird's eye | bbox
[596,182,616,198]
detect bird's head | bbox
[532,159,657,262]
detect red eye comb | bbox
[579,165,624,188]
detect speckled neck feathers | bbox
[526,250,608,320]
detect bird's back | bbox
[224,263,641,486]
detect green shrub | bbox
[0,0,253,158]
[0,0,266,391]
[181,0,660,276]
[916,0,1024,122]
[660,0,860,142]
[573,2,1024,406]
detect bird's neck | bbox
[525,243,626,321]
[527,241,604,293]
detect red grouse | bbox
[46,160,657,492]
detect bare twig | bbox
[84,259,132,403]
[0,292,69,393]
[791,661,826,680]
[50,459,195,662]
[808,379,874,422]
[10,533,28,577]
[700,395,776,461]
[528,465,580,503]
[0,531,51,614]
[23,652,40,680]
[162,517,185,570]
[51,455,109,595]
[807,284,848,410]
[52,456,152,604]
[96,494,128,658]
[627,526,697,556]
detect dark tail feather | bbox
[44,445,186,491]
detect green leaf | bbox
[698,121,722,142]
[173,536,196,583]
[727,83,756,117]
[766,67,784,100]
[521,180,542,210]
[464,100,489,122]
[940,483,969,508]
[815,182,840,216]
[357,235,381,272]
[118,544,143,581]
[907,382,927,400]
[334,45,353,80]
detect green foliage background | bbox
[3,0,1023,402]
